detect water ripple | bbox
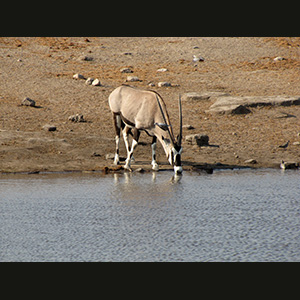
[0,169,299,261]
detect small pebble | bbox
[120,67,133,73]
[92,79,101,86]
[126,76,140,82]
[274,56,285,61]
[21,97,36,107]
[85,77,94,85]
[244,159,257,164]
[158,82,171,87]
[157,68,168,72]
[42,124,56,132]
[73,73,86,80]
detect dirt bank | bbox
[1,37,300,173]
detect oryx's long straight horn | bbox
[178,95,182,146]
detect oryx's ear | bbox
[155,122,169,131]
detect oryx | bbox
[108,85,183,175]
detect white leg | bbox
[122,126,130,155]
[124,139,138,170]
[114,135,120,165]
[113,113,121,165]
[123,126,135,163]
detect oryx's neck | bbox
[156,132,173,156]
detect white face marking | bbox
[174,165,183,174]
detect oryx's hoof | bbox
[152,162,159,171]
[124,166,133,172]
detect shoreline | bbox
[1,37,300,175]
[0,161,285,176]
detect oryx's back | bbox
[108,85,166,129]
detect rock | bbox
[157,68,168,72]
[244,159,257,164]
[274,56,285,61]
[81,55,93,61]
[42,124,56,132]
[185,134,209,146]
[21,97,36,107]
[91,152,101,157]
[280,160,299,170]
[206,95,300,115]
[182,91,229,102]
[292,141,300,146]
[120,67,133,73]
[193,55,204,62]
[207,104,252,115]
[148,82,155,87]
[158,82,171,87]
[73,73,86,80]
[92,79,101,86]
[273,112,296,119]
[85,77,94,85]
[126,76,140,82]
[183,124,195,130]
[68,114,86,122]
[134,167,145,173]
[105,153,115,160]
[209,95,300,110]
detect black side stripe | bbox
[120,113,135,127]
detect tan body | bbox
[108,85,183,174]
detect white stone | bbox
[158,82,171,87]
[157,68,168,72]
[193,55,204,62]
[92,79,101,86]
[85,78,94,85]
[126,76,140,82]
[274,56,285,61]
[73,73,85,80]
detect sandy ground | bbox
[0,37,300,173]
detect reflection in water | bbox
[0,169,300,262]
[112,172,181,207]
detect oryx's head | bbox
[166,139,183,175]
[156,95,183,175]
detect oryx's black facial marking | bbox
[171,148,182,166]
[174,143,181,152]
[174,151,181,166]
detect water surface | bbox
[1,169,299,261]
